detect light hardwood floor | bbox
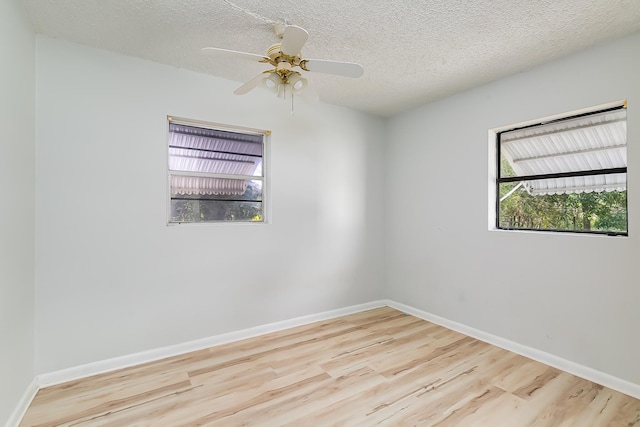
[21,307,640,426]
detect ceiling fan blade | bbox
[280,25,309,56]
[201,47,268,62]
[233,73,267,95]
[303,59,364,78]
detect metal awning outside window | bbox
[499,107,627,195]
[168,123,263,196]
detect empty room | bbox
[2,0,640,425]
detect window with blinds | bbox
[167,117,268,223]
[496,102,627,235]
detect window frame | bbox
[166,115,270,225]
[494,102,628,236]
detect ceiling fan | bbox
[201,25,364,101]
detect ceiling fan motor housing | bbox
[267,43,301,64]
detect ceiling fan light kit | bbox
[202,24,364,113]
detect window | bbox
[496,103,627,235]
[167,117,268,223]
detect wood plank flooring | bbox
[20,307,640,426]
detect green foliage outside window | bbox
[171,180,263,223]
[498,161,627,233]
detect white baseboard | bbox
[33,298,640,404]
[5,378,38,427]
[37,300,387,388]
[386,299,640,400]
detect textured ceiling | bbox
[22,0,640,117]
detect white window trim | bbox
[166,115,271,225]
[488,100,627,236]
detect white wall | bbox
[26,17,640,399]
[34,36,386,373]
[386,32,640,385]
[0,0,36,424]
